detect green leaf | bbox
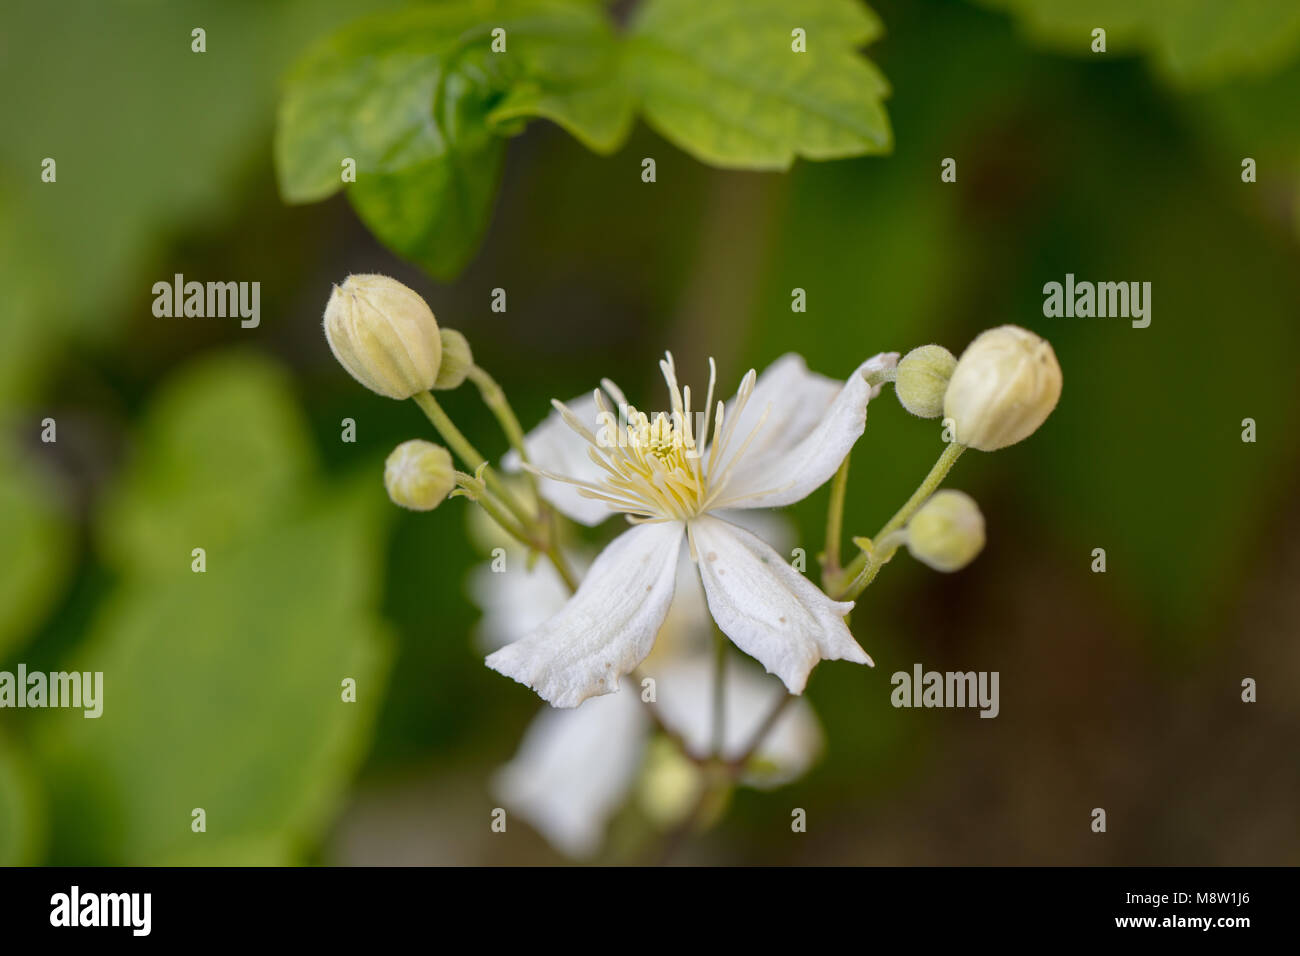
[977,0,1300,88]
[70,500,387,865]
[276,0,896,276]
[95,352,315,580]
[275,4,494,205]
[343,22,513,280]
[0,440,73,660]
[349,144,508,280]
[39,492,391,864]
[34,353,393,864]
[483,5,633,153]
[276,0,632,275]
[628,0,892,169]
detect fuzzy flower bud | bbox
[434,329,474,390]
[943,325,1061,451]
[323,274,442,400]
[895,344,956,419]
[906,489,985,572]
[384,440,456,511]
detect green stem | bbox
[413,390,485,470]
[865,365,898,388]
[727,691,794,774]
[465,364,555,540]
[832,441,966,601]
[414,390,578,592]
[544,544,579,594]
[822,454,851,575]
[634,669,699,763]
[657,682,795,863]
[466,365,530,464]
[413,391,531,525]
[454,478,530,546]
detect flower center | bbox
[602,406,708,520]
[533,352,769,523]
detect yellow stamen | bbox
[529,353,773,522]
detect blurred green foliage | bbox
[0,0,388,402]
[0,444,72,661]
[34,355,392,865]
[978,0,1300,87]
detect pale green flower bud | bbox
[943,325,1062,451]
[895,344,956,419]
[434,328,473,390]
[906,489,985,572]
[323,274,442,400]
[637,736,705,830]
[384,439,456,511]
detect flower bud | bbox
[943,325,1061,451]
[323,274,441,400]
[384,440,456,511]
[895,344,956,419]
[906,489,985,572]
[637,736,703,830]
[434,328,473,390]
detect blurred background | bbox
[2,0,1298,865]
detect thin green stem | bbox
[727,690,794,774]
[634,669,699,763]
[465,365,557,554]
[414,389,577,592]
[466,364,532,468]
[656,683,799,864]
[413,391,532,526]
[831,441,966,601]
[413,390,485,469]
[822,454,851,575]
[654,678,800,864]
[453,478,530,546]
[544,544,579,594]
[865,366,897,387]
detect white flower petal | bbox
[711,354,840,476]
[468,552,585,652]
[503,390,614,526]
[653,655,822,788]
[712,508,797,556]
[494,691,648,858]
[690,515,870,694]
[644,550,712,661]
[486,521,684,708]
[717,351,898,510]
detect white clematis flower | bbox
[473,529,821,859]
[487,351,898,708]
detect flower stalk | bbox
[822,454,851,576]
[828,441,965,601]
[413,389,578,592]
[466,364,531,467]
